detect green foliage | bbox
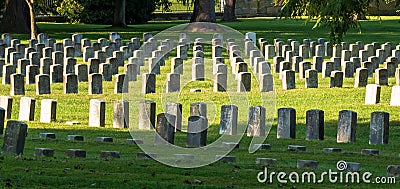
[0,0,4,16]
[278,0,374,44]
[34,0,61,15]
[56,0,159,24]
[56,0,84,23]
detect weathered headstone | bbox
[330,71,344,88]
[141,73,156,94]
[114,74,127,94]
[365,84,381,105]
[166,73,180,93]
[237,72,251,92]
[375,68,388,85]
[166,102,182,132]
[89,99,105,127]
[390,86,400,106]
[18,97,35,121]
[247,106,266,137]
[354,68,368,88]
[0,96,12,119]
[35,74,51,95]
[63,74,78,94]
[138,100,156,130]
[50,64,63,83]
[277,108,296,139]
[88,73,103,95]
[10,74,25,96]
[337,110,357,143]
[306,109,324,140]
[113,100,129,128]
[2,121,28,155]
[40,99,56,123]
[282,70,295,90]
[186,116,208,147]
[369,111,389,144]
[154,113,176,145]
[219,105,238,135]
[260,74,274,92]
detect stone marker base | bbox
[288,145,306,152]
[39,132,56,139]
[96,137,113,142]
[361,149,379,156]
[297,160,318,169]
[100,151,120,158]
[35,148,54,157]
[68,135,84,141]
[66,149,86,158]
[126,139,143,144]
[256,158,277,166]
[323,148,342,153]
[387,165,400,177]
[136,152,157,159]
[216,155,236,162]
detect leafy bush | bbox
[56,0,159,24]
[57,0,84,23]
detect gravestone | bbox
[260,74,274,92]
[52,51,63,65]
[322,61,333,78]
[99,63,112,81]
[66,149,86,158]
[35,74,51,95]
[186,116,208,147]
[330,71,344,88]
[107,57,119,74]
[75,64,88,82]
[2,121,28,155]
[166,102,182,132]
[83,46,94,62]
[154,113,176,145]
[124,63,137,81]
[166,73,180,93]
[34,148,54,157]
[138,100,156,130]
[297,160,318,169]
[113,100,129,129]
[306,109,324,140]
[214,73,227,92]
[88,58,100,74]
[305,69,318,88]
[40,99,56,123]
[177,45,188,60]
[369,111,389,144]
[384,61,396,77]
[89,99,105,127]
[277,108,296,139]
[171,57,183,74]
[63,74,78,94]
[63,57,76,75]
[18,97,35,121]
[50,64,63,83]
[365,84,381,105]
[282,70,295,90]
[26,65,38,84]
[299,61,311,79]
[342,61,355,78]
[219,105,238,135]
[0,96,12,119]
[237,72,251,92]
[361,61,374,77]
[247,106,266,137]
[141,73,156,94]
[354,68,368,88]
[192,64,204,81]
[10,74,25,96]
[114,74,127,94]
[39,58,52,75]
[375,68,388,85]
[88,73,103,95]
[190,102,207,117]
[337,110,357,143]
[390,86,400,106]
[2,65,16,84]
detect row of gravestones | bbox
[365,84,400,106]
[279,67,400,90]
[277,108,390,144]
[3,120,399,175]
[0,96,130,129]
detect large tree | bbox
[222,0,237,22]
[160,0,216,22]
[113,0,127,27]
[277,0,400,43]
[0,0,32,34]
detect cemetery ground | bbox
[0,17,400,188]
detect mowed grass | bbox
[0,17,399,188]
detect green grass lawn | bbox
[0,17,400,188]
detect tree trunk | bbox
[113,0,127,27]
[0,0,31,34]
[222,0,237,22]
[190,0,216,23]
[25,0,37,39]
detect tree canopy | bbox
[277,0,400,43]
